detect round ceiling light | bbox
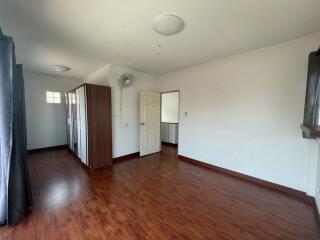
[52,65,71,72]
[152,14,184,36]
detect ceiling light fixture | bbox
[52,65,71,72]
[152,14,184,36]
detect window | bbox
[161,91,179,123]
[46,91,61,104]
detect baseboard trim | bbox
[113,152,140,164]
[28,145,68,154]
[178,154,314,204]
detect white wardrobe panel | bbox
[67,93,74,151]
[76,86,88,165]
[76,89,81,158]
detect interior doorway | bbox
[161,91,180,149]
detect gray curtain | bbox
[0,32,32,225]
[303,51,320,124]
[0,31,14,225]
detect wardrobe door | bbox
[86,84,112,168]
[67,92,74,151]
[76,86,88,165]
[71,91,78,154]
[65,94,70,148]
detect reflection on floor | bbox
[0,144,319,239]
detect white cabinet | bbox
[161,123,178,144]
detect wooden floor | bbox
[0,145,319,240]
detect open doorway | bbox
[161,91,180,150]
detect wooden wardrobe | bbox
[66,84,112,169]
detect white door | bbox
[76,86,88,165]
[140,91,161,156]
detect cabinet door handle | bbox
[140,123,145,125]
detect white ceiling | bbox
[0,0,320,78]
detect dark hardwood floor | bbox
[0,145,319,239]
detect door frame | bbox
[160,90,180,155]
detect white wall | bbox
[23,32,320,198]
[161,92,179,123]
[85,64,110,86]
[157,33,320,194]
[24,71,83,150]
[85,63,158,158]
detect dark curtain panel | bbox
[0,33,14,225]
[303,52,320,122]
[7,64,32,225]
[302,50,320,138]
[0,32,32,225]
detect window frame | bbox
[46,91,61,104]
